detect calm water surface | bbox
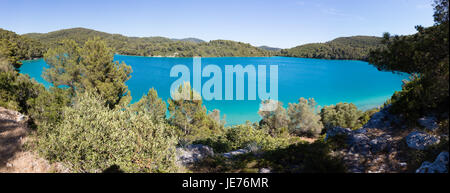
[20,55,407,125]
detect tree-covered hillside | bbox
[280,36,384,60]
[1,28,44,65]
[23,28,272,57]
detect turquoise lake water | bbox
[20,55,407,125]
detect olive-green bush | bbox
[195,124,300,153]
[26,87,71,125]
[320,102,363,130]
[258,100,290,137]
[287,98,323,137]
[168,83,224,144]
[131,88,167,123]
[0,70,42,113]
[387,77,440,123]
[37,91,179,173]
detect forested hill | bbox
[23,28,272,57]
[279,36,384,60]
[0,28,44,62]
[4,27,384,60]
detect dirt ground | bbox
[0,107,68,173]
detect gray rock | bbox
[325,127,352,141]
[348,134,371,154]
[363,105,403,130]
[369,135,392,153]
[416,152,449,173]
[406,131,440,150]
[223,149,250,158]
[418,117,439,131]
[258,168,271,173]
[176,144,214,165]
[364,108,390,129]
[353,128,368,134]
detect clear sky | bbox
[1,0,435,48]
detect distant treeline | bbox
[280,36,385,60]
[2,27,386,61]
[22,28,272,57]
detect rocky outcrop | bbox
[363,105,404,130]
[324,127,352,141]
[325,127,393,155]
[417,116,439,131]
[176,144,214,166]
[416,152,449,173]
[325,105,449,173]
[369,134,392,153]
[406,131,440,150]
[325,106,409,173]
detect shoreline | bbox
[23,54,366,62]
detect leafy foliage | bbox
[1,28,44,66]
[0,70,42,112]
[43,38,132,109]
[194,124,300,153]
[260,141,347,173]
[26,87,72,125]
[369,0,449,119]
[168,82,224,144]
[36,91,179,173]
[320,103,364,130]
[131,88,167,122]
[258,100,290,137]
[287,98,323,137]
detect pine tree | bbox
[44,37,132,109]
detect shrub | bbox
[131,88,167,122]
[387,76,441,123]
[287,98,323,137]
[168,82,223,144]
[0,70,42,113]
[36,91,179,173]
[261,141,347,173]
[258,100,290,137]
[195,124,299,153]
[320,102,363,130]
[26,87,71,125]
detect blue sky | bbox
[1,0,435,48]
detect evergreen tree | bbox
[368,0,449,117]
[131,88,167,122]
[44,37,132,109]
[168,82,222,143]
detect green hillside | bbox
[280,36,384,60]
[23,28,271,57]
